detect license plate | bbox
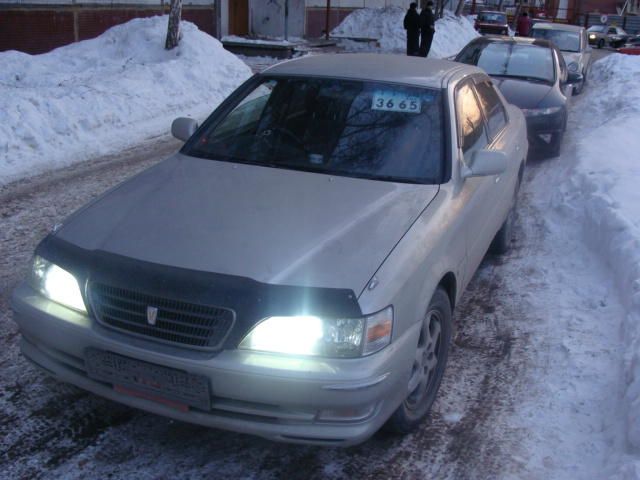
[85,349,210,411]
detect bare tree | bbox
[455,0,466,16]
[165,0,183,50]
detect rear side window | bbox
[474,80,507,139]
[455,82,488,158]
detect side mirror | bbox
[462,149,508,179]
[171,117,198,142]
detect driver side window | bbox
[455,81,488,164]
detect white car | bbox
[531,22,592,94]
[12,54,528,446]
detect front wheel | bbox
[385,287,452,433]
[597,39,604,49]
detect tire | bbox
[597,39,604,49]
[385,287,452,434]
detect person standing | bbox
[517,11,532,37]
[419,1,436,58]
[404,3,421,56]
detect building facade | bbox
[0,0,634,54]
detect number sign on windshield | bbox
[372,90,422,114]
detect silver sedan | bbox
[11,54,528,446]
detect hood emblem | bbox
[146,306,158,326]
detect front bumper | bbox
[11,283,414,446]
[524,110,565,149]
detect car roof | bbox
[261,53,482,89]
[470,35,556,49]
[532,22,583,32]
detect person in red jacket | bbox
[517,11,532,37]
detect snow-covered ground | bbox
[0,16,251,186]
[553,52,640,477]
[331,7,479,57]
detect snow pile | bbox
[0,16,252,185]
[557,53,640,476]
[331,7,479,57]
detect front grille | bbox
[89,283,234,350]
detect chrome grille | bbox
[89,283,234,350]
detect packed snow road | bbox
[0,62,626,480]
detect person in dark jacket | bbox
[404,3,420,56]
[419,1,436,57]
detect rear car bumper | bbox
[11,283,414,446]
[477,25,509,35]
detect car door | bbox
[453,78,497,286]
[473,77,520,224]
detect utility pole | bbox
[325,0,331,40]
[284,0,289,41]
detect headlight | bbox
[521,106,562,117]
[239,306,393,358]
[568,62,579,72]
[30,256,87,312]
[589,34,596,39]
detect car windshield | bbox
[183,77,445,184]
[531,28,581,52]
[478,12,507,23]
[588,25,607,33]
[456,42,555,84]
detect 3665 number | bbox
[372,92,421,114]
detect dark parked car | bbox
[531,22,591,94]
[474,11,509,36]
[455,36,579,156]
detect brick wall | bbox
[0,6,216,54]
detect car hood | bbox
[491,76,553,109]
[56,154,439,293]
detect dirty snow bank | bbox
[0,16,251,185]
[556,53,640,476]
[331,7,478,57]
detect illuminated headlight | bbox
[239,306,393,358]
[568,62,579,72]
[30,256,86,312]
[521,106,562,117]
[589,34,596,40]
